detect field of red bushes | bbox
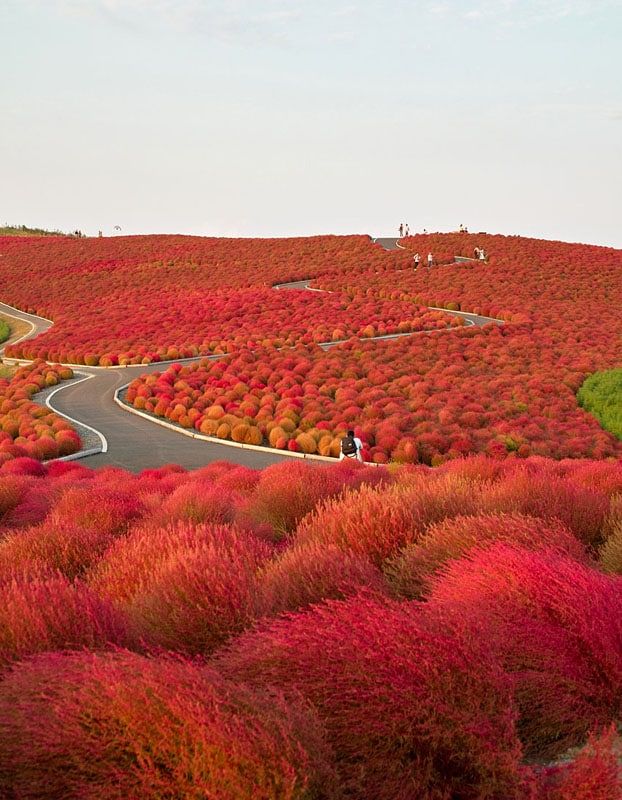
[0,361,81,463]
[2,230,621,463]
[1,234,420,365]
[0,454,621,798]
[120,231,622,462]
[126,329,622,464]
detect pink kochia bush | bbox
[240,459,393,540]
[89,521,272,655]
[0,520,121,581]
[292,472,485,565]
[257,542,388,615]
[536,727,622,799]
[0,456,620,796]
[384,512,587,599]
[0,651,340,800]
[216,594,527,800]
[426,544,622,758]
[0,573,129,670]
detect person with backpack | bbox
[340,430,364,462]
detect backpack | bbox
[341,435,358,457]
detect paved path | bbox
[0,240,502,471]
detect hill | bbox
[0,224,67,237]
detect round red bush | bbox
[385,512,586,599]
[216,594,526,800]
[94,522,271,655]
[257,541,388,615]
[426,544,622,758]
[0,650,340,800]
[0,573,130,670]
[535,727,622,799]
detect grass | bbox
[0,224,66,237]
[0,313,32,346]
[0,363,16,379]
[578,368,622,440]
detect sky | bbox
[1,0,622,246]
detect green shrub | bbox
[578,369,622,440]
[0,318,10,344]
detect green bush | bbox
[0,318,10,344]
[578,369,622,440]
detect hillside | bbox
[1,231,620,464]
[0,224,67,237]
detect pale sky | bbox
[2,0,621,246]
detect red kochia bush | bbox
[482,473,610,548]
[536,727,622,799]
[0,651,340,800]
[115,523,271,655]
[0,573,129,669]
[257,542,388,615]
[88,519,226,604]
[242,461,349,540]
[293,474,483,566]
[385,512,587,599]
[46,485,146,535]
[147,480,238,526]
[426,544,622,758]
[0,520,121,581]
[216,594,526,800]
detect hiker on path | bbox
[399,223,404,238]
[427,252,434,268]
[340,430,364,462]
[474,247,481,259]
[479,248,486,261]
[413,252,420,269]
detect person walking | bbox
[399,223,404,238]
[413,252,420,269]
[405,223,410,237]
[479,248,486,261]
[340,430,364,463]
[427,252,433,268]
[474,247,481,259]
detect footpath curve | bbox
[0,238,502,471]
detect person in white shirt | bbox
[339,430,364,462]
[405,223,410,236]
[427,252,433,268]
[413,252,420,269]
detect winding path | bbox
[0,238,501,471]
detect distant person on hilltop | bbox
[340,430,363,462]
[405,223,410,236]
[399,223,404,238]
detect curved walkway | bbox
[0,239,502,471]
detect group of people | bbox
[398,223,410,237]
[412,252,434,269]
[474,247,487,261]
